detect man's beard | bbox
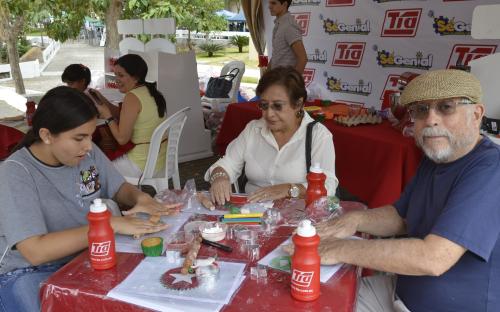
[415,124,476,163]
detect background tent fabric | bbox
[242,0,266,57]
[262,0,500,109]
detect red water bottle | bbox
[25,100,36,126]
[306,163,327,207]
[291,219,321,301]
[87,198,116,270]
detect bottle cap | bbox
[90,198,107,213]
[297,219,316,237]
[310,163,323,174]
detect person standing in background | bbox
[268,0,307,74]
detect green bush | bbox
[230,35,249,53]
[0,44,7,63]
[0,37,32,63]
[198,41,225,57]
[17,37,31,57]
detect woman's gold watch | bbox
[288,184,300,198]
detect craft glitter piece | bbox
[161,267,199,290]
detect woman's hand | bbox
[94,100,113,120]
[315,212,360,240]
[88,89,113,119]
[111,215,169,236]
[122,194,182,217]
[210,176,231,205]
[248,184,289,202]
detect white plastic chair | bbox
[125,107,190,192]
[201,60,245,112]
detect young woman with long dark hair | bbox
[89,54,168,178]
[0,86,178,312]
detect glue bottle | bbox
[87,198,116,270]
[291,219,321,301]
[25,100,36,126]
[306,163,327,207]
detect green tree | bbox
[140,0,226,50]
[0,0,34,94]
[230,35,249,53]
[91,0,124,50]
[0,0,92,94]
[198,41,224,57]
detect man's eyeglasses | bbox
[408,99,474,120]
[258,101,284,112]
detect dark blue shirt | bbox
[394,137,500,312]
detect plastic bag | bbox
[155,179,198,211]
[305,196,343,224]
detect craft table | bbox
[40,201,365,312]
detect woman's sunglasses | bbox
[258,101,284,111]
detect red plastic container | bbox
[305,163,327,207]
[87,199,116,270]
[258,55,269,67]
[230,194,248,205]
[25,100,36,126]
[291,220,321,301]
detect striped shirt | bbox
[270,12,303,69]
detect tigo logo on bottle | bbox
[332,42,365,67]
[381,9,422,37]
[291,12,311,36]
[446,44,497,68]
[303,68,316,87]
[90,241,111,256]
[292,269,314,288]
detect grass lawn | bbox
[195,46,258,70]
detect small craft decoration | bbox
[141,237,163,257]
[334,114,382,127]
[161,267,199,290]
[181,234,203,274]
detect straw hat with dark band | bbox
[400,69,482,106]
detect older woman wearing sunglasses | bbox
[205,66,338,205]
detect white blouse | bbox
[205,113,338,196]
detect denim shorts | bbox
[0,263,65,312]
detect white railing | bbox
[40,40,61,71]
[0,60,41,82]
[175,30,249,40]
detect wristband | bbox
[210,171,228,184]
[105,117,115,126]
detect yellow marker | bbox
[223,213,264,219]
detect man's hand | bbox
[248,184,289,203]
[282,239,341,265]
[316,212,361,240]
[122,194,182,217]
[318,238,341,265]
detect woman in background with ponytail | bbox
[89,54,167,178]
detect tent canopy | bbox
[216,10,237,19]
[227,12,246,22]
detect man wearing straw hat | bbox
[311,69,500,311]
